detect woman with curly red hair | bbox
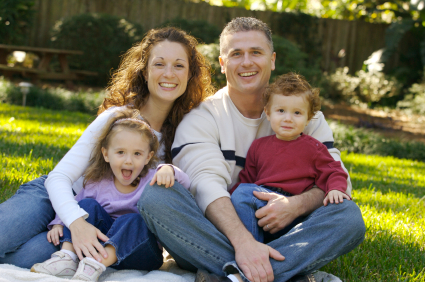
[0,27,214,269]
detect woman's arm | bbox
[45,107,122,261]
[45,107,119,227]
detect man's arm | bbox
[206,197,284,282]
[172,102,283,282]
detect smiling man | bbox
[139,17,365,282]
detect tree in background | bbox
[0,0,35,45]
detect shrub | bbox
[197,43,226,88]
[158,18,221,44]
[271,35,321,85]
[50,13,144,86]
[0,77,105,114]
[0,0,35,45]
[197,35,321,89]
[322,67,401,106]
[397,82,425,115]
[330,120,425,162]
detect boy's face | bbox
[265,93,310,141]
[219,31,276,97]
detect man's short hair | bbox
[219,17,273,55]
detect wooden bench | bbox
[0,44,97,87]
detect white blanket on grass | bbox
[0,252,195,282]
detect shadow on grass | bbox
[0,141,69,163]
[0,103,95,126]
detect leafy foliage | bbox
[321,67,401,106]
[0,0,35,45]
[158,18,221,44]
[397,82,425,115]
[50,13,144,86]
[0,77,105,114]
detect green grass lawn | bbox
[1,103,424,281]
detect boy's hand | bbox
[47,224,64,246]
[150,165,175,188]
[323,190,351,206]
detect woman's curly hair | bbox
[99,27,215,163]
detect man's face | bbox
[219,31,276,97]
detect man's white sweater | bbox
[172,87,352,214]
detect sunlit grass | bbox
[0,103,94,201]
[0,103,424,281]
[323,152,425,281]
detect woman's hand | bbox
[69,217,109,262]
[323,190,351,206]
[47,224,64,246]
[150,165,175,188]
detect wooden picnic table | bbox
[0,44,97,86]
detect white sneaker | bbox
[71,258,105,281]
[30,250,79,279]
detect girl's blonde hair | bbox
[84,108,159,188]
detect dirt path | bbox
[322,102,425,143]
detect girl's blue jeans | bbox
[61,198,163,270]
[138,182,366,282]
[0,176,163,271]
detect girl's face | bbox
[144,40,190,105]
[102,129,154,192]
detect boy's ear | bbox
[101,147,109,163]
[145,151,155,165]
[264,107,271,121]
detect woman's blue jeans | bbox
[0,176,163,271]
[0,176,59,268]
[138,182,366,282]
[61,198,163,271]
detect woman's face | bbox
[145,40,190,105]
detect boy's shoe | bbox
[71,258,105,281]
[30,250,79,279]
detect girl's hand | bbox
[47,224,64,246]
[150,165,175,188]
[69,217,109,262]
[323,190,351,206]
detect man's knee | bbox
[329,200,366,241]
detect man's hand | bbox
[254,188,325,234]
[206,197,284,282]
[69,217,109,262]
[47,224,64,246]
[234,237,284,282]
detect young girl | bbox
[31,109,190,281]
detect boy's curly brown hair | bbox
[263,72,321,120]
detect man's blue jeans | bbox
[0,176,59,268]
[138,182,366,282]
[61,198,163,270]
